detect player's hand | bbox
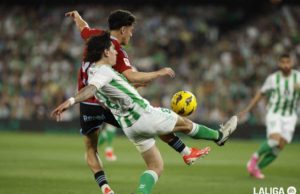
[237,110,247,121]
[158,67,175,78]
[65,10,80,19]
[51,100,72,122]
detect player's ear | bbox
[120,26,126,35]
[103,49,109,57]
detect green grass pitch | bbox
[0,131,299,194]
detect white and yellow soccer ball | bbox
[171,91,197,116]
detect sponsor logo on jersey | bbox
[123,58,131,66]
[83,114,106,122]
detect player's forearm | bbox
[74,15,89,32]
[73,85,97,104]
[243,91,263,113]
[125,71,160,84]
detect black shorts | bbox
[79,103,120,135]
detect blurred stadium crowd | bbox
[1,5,300,123]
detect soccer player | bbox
[238,53,300,179]
[98,124,118,161]
[66,10,205,194]
[51,33,238,194]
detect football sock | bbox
[94,171,108,188]
[188,123,220,140]
[98,131,107,145]
[167,136,190,155]
[136,170,158,194]
[180,146,191,156]
[258,151,278,169]
[106,128,116,147]
[256,139,279,157]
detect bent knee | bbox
[279,138,287,150]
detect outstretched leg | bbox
[172,115,238,145]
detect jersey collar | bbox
[110,35,119,42]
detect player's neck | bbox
[281,70,292,77]
[110,31,121,43]
[95,59,112,67]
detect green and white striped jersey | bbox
[261,70,300,116]
[88,64,150,128]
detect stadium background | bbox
[0,0,300,194]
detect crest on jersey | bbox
[123,58,131,67]
[284,88,290,96]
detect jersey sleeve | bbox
[261,75,274,94]
[88,66,113,89]
[113,49,132,73]
[81,27,104,40]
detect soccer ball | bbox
[171,91,197,116]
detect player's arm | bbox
[51,84,98,121]
[122,68,175,84]
[65,10,89,32]
[238,75,273,119]
[238,91,264,119]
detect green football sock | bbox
[98,131,107,146]
[136,170,158,194]
[258,151,277,169]
[257,141,273,157]
[106,127,116,147]
[189,123,220,141]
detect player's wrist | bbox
[68,97,76,106]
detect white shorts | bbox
[122,106,178,153]
[266,113,297,143]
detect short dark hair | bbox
[279,53,290,60]
[85,31,111,63]
[108,10,136,30]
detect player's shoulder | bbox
[266,71,279,80]
[81,27,104,40]
[89,64,113,73]
[98,65,114,72]
[292,69,300,75]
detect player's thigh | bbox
[172,116,193,133]
[80,103,106,135]
[269,133,282,142]
[131,106,178,136]
[83,130,100,150]
[281,115,297,144]
[141,144,164,175]
[122,126,156,153]
[266,113,281,139]
[279,137,288,150]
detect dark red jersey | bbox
[78,27,133,104]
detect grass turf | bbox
[0,131,299,194]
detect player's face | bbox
[279,57,293,75]
[121,25,134,45]
[107,44,117,65]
